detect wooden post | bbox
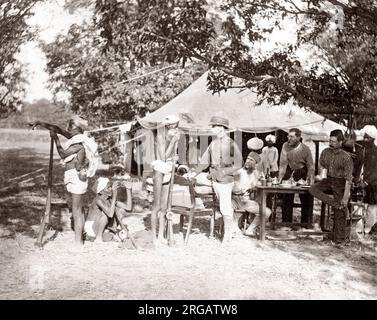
[123,132,133,174]
[166,141,179,246]
[35,138,54,248]
[137,142,142,178]
[314,140,320,175]
[259,188,267,241]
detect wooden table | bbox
[256,185,313,241]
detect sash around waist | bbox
[210,164,233,169]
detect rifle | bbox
[165,142,179,246]
[35,138,54,248]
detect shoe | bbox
[244,227,257,237]
[277,226,292,231]
[362,233,374,242]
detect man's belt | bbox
[328,176,346,180]
[211,164,233,169]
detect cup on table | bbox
[260,179,267,186]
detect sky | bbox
[17,0,91,103]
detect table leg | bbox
[259,190,267,241]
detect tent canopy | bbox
[140,72,347,140]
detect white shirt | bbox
[232,168,259,196]
[261,146,279,173]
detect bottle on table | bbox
[259,173,266,186]
[266,168,272,187]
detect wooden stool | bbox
[348,201,367,241]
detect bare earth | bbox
[0,130,376,300]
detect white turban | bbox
[361,125,377,146]
[265,134,276,144]
[92,177,110,194]
[247,137,264,150]
[71,115,89,130]
[162,114,180,126]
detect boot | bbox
[222,216,233,243]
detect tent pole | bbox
[314,141,320,175]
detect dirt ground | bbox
[0,131,376,300]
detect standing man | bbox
[309,129,353,244]
[187,116,243,243]
[150,115,180,245]
[261,134,279,178]
[30,116,98,245]
[279,128,314,224]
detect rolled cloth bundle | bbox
[247,137,263,151]
[360,125,377,146]
[61,133,99,177]
[265,134,276,144]
[92,177,110,194]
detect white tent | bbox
[140,72,347,140]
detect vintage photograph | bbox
[0,0,376,300]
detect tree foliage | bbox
[0,0,43,118]
[93,0,377,125]
[0,99,73,128]
[42,0,206,125]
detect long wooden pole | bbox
[35,138,54,248]
[166,142,179,246]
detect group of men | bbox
[31,117,136,246]
[181,115,376,245]
[31,114,377,246]
[182,116,316,243]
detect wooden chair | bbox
[201,190,220,238]
[320,199,366,241]
[167,175,213,245]
[168,177,249,242]
[196,188,248,238]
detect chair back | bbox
[171,175,196,209]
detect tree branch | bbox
[146,30,268,83]
[326,0,377,27]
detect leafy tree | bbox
[0,99,73,128]
[0,0,43,118]
[43,1,206,125]
[93,0,377,125]
[43,0,206,164]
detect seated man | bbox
[85,177,133,242]
[232,152,272,237]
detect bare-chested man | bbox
[85,177,133,242]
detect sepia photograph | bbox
[0,0,376,301]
